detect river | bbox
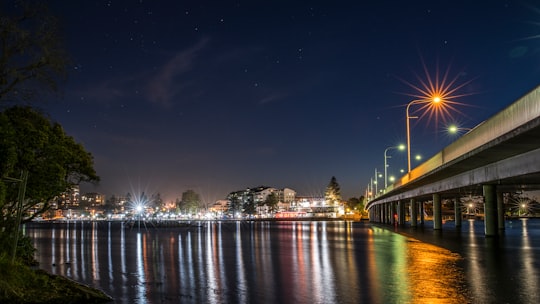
[23,219,540,304]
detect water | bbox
[23,219,540,304]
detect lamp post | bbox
[447,124,472,135]
[374,168,382,197]
[384,144,405,188]
[406,97,441,172]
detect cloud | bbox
[258,93,283,105]
[146,38,210,107]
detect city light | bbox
[447,123,472,135]
[398,59,475,172]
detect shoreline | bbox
[1,262,113,304]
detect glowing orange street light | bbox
[406,96,442,172]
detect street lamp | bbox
[447,124,472,135]
[384,144,405,188]
[406,96,442,172]
[373,169,383,197]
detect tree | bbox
[325,176,342,206]
[179,189,201,215]
[227,195,242,217]
[151,193,164,211]
[346,197,361,210]
[263,192,279,213]
[0,107,98,262]
[0,0,69,104]
[0,107,99,225]
[243,201,256,215]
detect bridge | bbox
[365,84,540,236]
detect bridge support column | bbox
[433,193,442,230]
[378,204,383,223]
[410,198,417,227]
[497,191,505,230]
[398,200,406,225]
[384,203,389,224]
[483,184,498,237]
[385,203,390,224]
[454,196,462,228]
[391,202,397,225]
[420,201,425,225]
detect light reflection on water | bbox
[25,221,472,303]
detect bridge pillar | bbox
[398,200,406,225]
[384,203,389,224]
[497,191,505,230]
[391,202,397,225]
[390,203,394,224]
[420,201,425,225]
[454,196,462,228]
[433,193,442,230]
[378,204,383,223]
[410,198,417,227]
[483,184,498,237]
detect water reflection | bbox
[520,219,539,303]
[25,221,479,303]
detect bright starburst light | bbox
[397,58,476,127]
[128,192,149,216]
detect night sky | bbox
[34,1,540,203]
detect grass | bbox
[0,253,112,303]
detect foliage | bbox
[0,106,99,236]
[0,233,35,266]
[0,0,70,104]
[346,197,361,210]
[178,189,201,214]
[151,192,163,210]
[243,198,256,215]
[227,195,242,216]
[325,176,342,205]
[263,192,279,213]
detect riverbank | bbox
[0,257,112,304]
